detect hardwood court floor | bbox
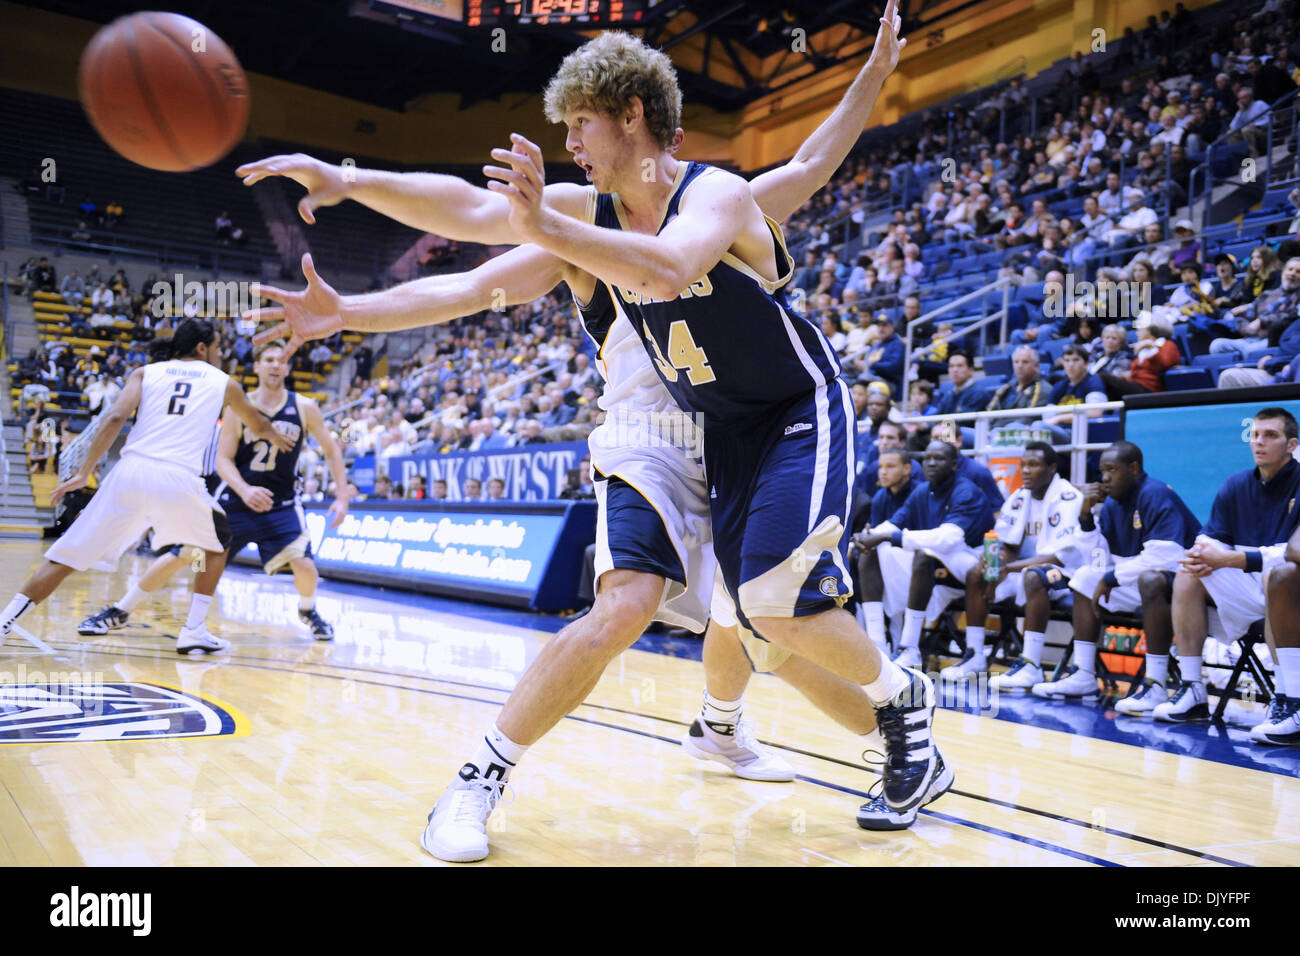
[1,540,1298,867]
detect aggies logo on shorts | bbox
[1132,509,1143,530]
[819,576,840,597]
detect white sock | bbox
[864,602,887,649]
[1181,656,1203,684]
[966,625,986,657]
[464,723,528,783]
[701,691,742,731]
[117,586,147,613]
[1022,630,1046,666]
[299,595,315,612]
[184,593,212,631]
[864,655,913,705]
[1273,656,1288,697]
[1,593,35,632]
[1145,653,1169,687]
[1072,640,1096,674]
[901,608,925,649]
[1277,648,1300,700]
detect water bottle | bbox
[982,531,1000,582]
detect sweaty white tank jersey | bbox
[120,359,229,475]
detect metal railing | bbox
[28,220,265,276]
[893,275,1019,375]
[900,399,1124,483]
[1188,90,1299,230]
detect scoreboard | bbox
[465,0,655,28]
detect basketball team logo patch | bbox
[819,576,840,597]
[0,682,248,744]
[1132,510,1142,530]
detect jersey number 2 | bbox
[167,382,191,416]
[644,319,716,385]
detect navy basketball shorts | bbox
[705,380,856,633]
[593,470,687,586]
[226,502,312,574]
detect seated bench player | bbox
[1032,440,1201,700]
[941,441,1085,684]
[1137,408,1300,721]
[857,418,922,500]
[853,447,921,653]
[855,440,996,669]
[932,419,1006,513]
[1258,522,1300,745]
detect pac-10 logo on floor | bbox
[0,683,244,743]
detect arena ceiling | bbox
[15,0,992,113]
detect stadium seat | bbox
[1191,352,1243,385]
[1163,366,1214,391]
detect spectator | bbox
[986,345,1049,421]
[104,199,124,227]
[1211,256,1300,358]
[463,477,484,501]
[858,315,904,395]
[1227,86,1270,154]
[934,350,986,418]
[309,341,332,374]
[301,477,325,503]
[1101,312,1181,397]
[1041,344,1109,442]
[59,270,85,309]
[33,258,56,295]
[430,479,449,501]
[487,477,507,501]
[215,210,233,242]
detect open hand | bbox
[251,254,343,364]
[236,153,350,225]
[485,134,548,238]
[867,0,907,74]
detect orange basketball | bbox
[77,11,250,172]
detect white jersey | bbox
[585,310,704,481]
[120,360,229,475]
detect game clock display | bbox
[465,0,651,28]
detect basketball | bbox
[77,11,249,172]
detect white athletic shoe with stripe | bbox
[176,625,230,655]
[681,716,796,781]
[421,769,508,863]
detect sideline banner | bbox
[386,442,588,501]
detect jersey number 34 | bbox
[644,319,716,386]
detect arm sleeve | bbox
[1114,539,1187,586]
[901,523,966,551]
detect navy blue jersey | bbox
[871,477,917,526]
[889,475,996,547]
[957,454,1006,509]
[1047,374,1107,406]
[1099,473,1201,558]
[575,277,618,349]
[222,391,305,512]
[599,161,839,429]
[1202,458,1300,571]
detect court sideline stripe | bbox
[41,640,1247,867]
[45,644,1123,867]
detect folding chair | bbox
[1210,619,1274,723]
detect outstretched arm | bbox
[749,0,906,223]
[252,248,573,358]
[492,137,761,301]
[236,154,589,246]
[50,367,143,507]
